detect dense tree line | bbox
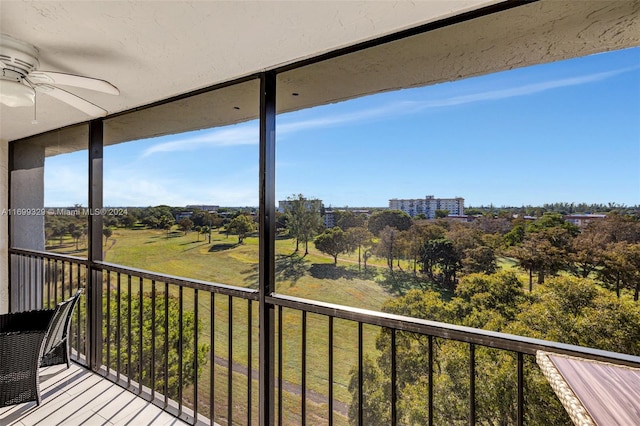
[44,205,239,248]
[307,203,640,301]
[316,206,640,425]
[349,272,640,425]
[466,202,639,217]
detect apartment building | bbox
[389,195,465,219]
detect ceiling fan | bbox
[0,33,119,118]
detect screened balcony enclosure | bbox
[2,1,640,426]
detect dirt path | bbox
[213,355,350,417]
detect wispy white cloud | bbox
[278,103,407,134]
[407,68,633,109]
[141,125,258,157]
[276,68,631,134]
[141,67,635,156]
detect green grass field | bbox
[92,227,393,425]
[49,226,536,425]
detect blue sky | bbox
[45,47,639,208]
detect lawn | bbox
[51,226,531,424]
[97,227,392,424]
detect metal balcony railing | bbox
[8,248,640,426]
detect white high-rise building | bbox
[389,195,464,219]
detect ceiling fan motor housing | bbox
[0,34,40,76]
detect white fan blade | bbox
[35,84,107,117]
[29,71,119,95]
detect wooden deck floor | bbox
[0,363,190,426]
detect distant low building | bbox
[563,214,606,227]
[176,211,193,220]
[389,195,464,219]
[186,205,220,212]
[446,214,473,223]
[323,208,373,228]
[324,210,336,228]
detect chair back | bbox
[41,289,83,358]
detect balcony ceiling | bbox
[1,0,638,144]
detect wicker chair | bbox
[0,288,83,407]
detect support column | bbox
[88,119,104,370]
[9,140,45,311]
[0,140,10,314]
[259,71,276,426]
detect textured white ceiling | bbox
[0,0,500,142]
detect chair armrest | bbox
[0,310,55,333]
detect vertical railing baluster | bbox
[391,329,397,426]
[127,275,132,389]
[53,259,57,305]
[61,261,66,304]
[26,256,31,310]
[210,292,215,424]
[358,322,363,426]
[194,289,199,424]
[428,335,433,426]
[46,258,52,309]
[106,269,111,375]
[138,277,144,395]
[116,272,121,382]
[518,352,524,426]
[76,262,81,358]
[470,343,476,426]
[328,316,334,426]
[178,285,184,414]
[247,299,252,426]
[22,255,26,310]
[278,306,283,426]
[228,295,233,426]
[151,280,156,399]
[164,282,169,408]
[69,260,73,298]
[301,310,307,426]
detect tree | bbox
[226,214,256,244]
[284,194,324,255]
[419,238,461,290]
[461,245,497,275]
[350,274,640,426]
[345,226,373,271]
[567,227,606,279]
[599,242,640,300]
[140,205,175,229]
[106,292,209,400]
[404,222,446,275]
[200,225,211,243]
[508,226,572,290]
[103,227,113,245]
[336,210,366,230]
[374,226,399,271]
[71,228,83,251]
[178,218,194,235]
[159,215,175,232]
[121,214,138,228]
[367,210,412,236]
[434,209,449,219]
[314,227,349,265]
[597,212,640,244]
[53,224,68,246]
